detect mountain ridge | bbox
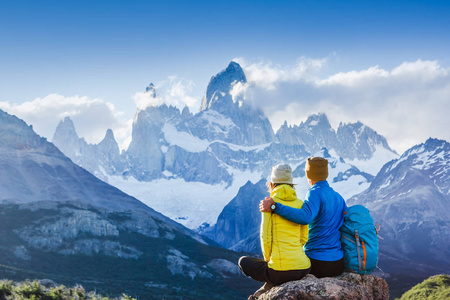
[0,108,258,299]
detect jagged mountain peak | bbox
[200,61,247,112]
[104,128,115,140]
[338,120,372,136]
[134,102,181,126]
[336,120,397,160]
[145,83,156,97]
[303,113,331,128]
[227,60,244,72]
[181,106,192,119]
[98,129,119,151]
[60,116,76,127]
[386,138,449,175]
[52,116,82,158]
[0,109,53,151]
[53,117,79,140]
[404,137,448,156]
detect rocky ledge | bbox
[257,272,389,300]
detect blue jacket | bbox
[275,181,347,261]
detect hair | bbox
[267,182,295,192]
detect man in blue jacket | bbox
[260,157,347,278]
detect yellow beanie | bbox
[305,157,328,181]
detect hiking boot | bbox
[248,282,274,299]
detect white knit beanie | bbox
[271,163,293,184]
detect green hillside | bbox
[0,279,135,300]
[396,274,450,300]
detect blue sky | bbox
[1,0,450,152]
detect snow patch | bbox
[348,145,398,175]
[308,120,319,126]
[162,122,270,154]
[201,110,236,128]
[379,175,393,190]
[162,123,210,152]
[225,142,271,153]
[333,175,370,200]
[107,168,263,229]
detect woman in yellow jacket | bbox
[238,164,311,299]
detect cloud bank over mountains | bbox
[235,58,450,153]
[1,57,448,153]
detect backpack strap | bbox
[342,234,356,244]
[355,230,362,271]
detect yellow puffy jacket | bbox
[261,184,311,271]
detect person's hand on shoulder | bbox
[260,197,275,212]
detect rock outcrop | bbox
[257,272,389,300]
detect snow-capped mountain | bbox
[276,114,397,161]
[276,113,340,153]
[201,61,246,112]
[51,61,398,230]
[52,117,125,182]
[336,121,395,160]
[348,138,450,273]
[0,109,255,299]
[188,61,275,145]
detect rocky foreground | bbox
[256,272,389,300]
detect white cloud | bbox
[319,66,389,86]
[133,77,199,112]
[391,59,448,79]
[0,94,131,150]
[133,91,164,111]
[230,81,248,104]
[0,76,202,152]
[233,56,327,90]
[237,58,450,154]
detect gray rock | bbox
[13,246,30,260]
[257,272,389,300]
[166,249,213,279]
[39,279,58,288]
[206,259,241,277]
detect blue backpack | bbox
[340,205,379,274]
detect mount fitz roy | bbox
[52,61,398,230]
[0,109,258,299]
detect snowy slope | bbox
[107,168,264,229]
[346,144,399,175]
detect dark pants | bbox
[238,256,311,286]
[309,257,344,278]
